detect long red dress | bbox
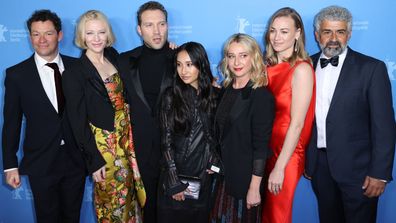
[262,61,315,223]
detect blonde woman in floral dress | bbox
[63,10,145,222]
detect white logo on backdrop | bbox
[169,25,193,40]
[386,60,396,80]
[236,17,250,33]
[0,24,8,42]
[353,21,369,30]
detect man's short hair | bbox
[137,1,168,25]
[27,9,62,33]
[314,5,352,32]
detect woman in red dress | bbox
[262,7,316,223]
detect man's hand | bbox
[362,176,386,198]
[5,169,21,189]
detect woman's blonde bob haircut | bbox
[75,10,115,49]
[220,33,268,89]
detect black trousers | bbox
[28,148,85,223]
[311,148,378,223]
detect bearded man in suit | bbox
[305,5,396,223]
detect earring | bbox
[294,39,298,52]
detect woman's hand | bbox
[206,169,215,174]
[172,191,186,201]
[246,187,261,209]
[268,167,284,195]
[169,42,178,50]
[92,166,106,182]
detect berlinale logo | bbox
[236,16,250,34]
[0,24,8,42]
[385,60,396,81]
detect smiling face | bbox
[227,41,252,80]
[269,16,300,60]
[30,20,62,61]
[176,50,199,89]
[137,9,168,49]
[315,20,351,57]
[84,19,108,54]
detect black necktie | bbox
[320,56,339,68]
[46,63,64,115]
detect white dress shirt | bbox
[315,48,348,148]
[34,53,65,113]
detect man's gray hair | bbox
[314,5,352,32]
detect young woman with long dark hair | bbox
[158,41,220,223]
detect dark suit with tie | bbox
[118,45,174,222]
[2,54,86,223]
[306,48,396,223]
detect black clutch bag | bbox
[178,175,201,200]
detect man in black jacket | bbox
[2,10,86,223]
[118,1,174,222]
[305,5,395,223]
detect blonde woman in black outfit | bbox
[210,33,275,223]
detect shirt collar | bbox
[34,52,62,69]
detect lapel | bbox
[128,54,151,112]
[327,47,355,116]
[311,53,320,70]
[218,83,253,141]
[80,52,110,102]
[156,51,174,107]
[28,55,60,115]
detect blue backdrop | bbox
[0,0,395,222]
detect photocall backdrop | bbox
[0,0,395,222]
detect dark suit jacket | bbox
[118,45,174,181]
[216,85,274,198]
[306,48,396,183]
[62,47,120,174]
[2,54,85,176]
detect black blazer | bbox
[62,47,120,174]
[118,45,174,180]
[2,54,85,176]
[305,48,396,182]
[216,84,274,198]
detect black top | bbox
[215,84,274,198]
[216,87,239,138]
[139,44,169,110]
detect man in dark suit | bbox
[2,10,86,223]
[118,1,174,222]
[305,5,396,223]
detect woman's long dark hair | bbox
[161,42,217,135]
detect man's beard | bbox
[320,40,346,57]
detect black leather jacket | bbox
[159,87,221,196]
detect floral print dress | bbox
[90,73,145,223]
